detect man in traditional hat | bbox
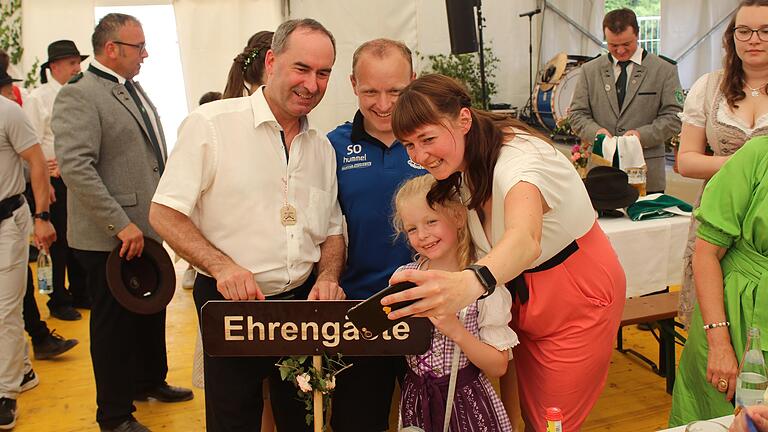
[52,14,192,432]
[23,40,89,321]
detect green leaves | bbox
[0,0,23,64]
[1,0,39,89]
[420,47,500,109]
[275,354,350,430]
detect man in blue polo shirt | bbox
[327,39,424,432]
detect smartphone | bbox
[346,281,418,339]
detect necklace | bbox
[745,81,768,97]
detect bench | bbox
[617,291,684,394]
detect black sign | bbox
[201,300,432,357]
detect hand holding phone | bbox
[346,281,418,339]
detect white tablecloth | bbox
[598,215,691,298]
[657,414,734,431]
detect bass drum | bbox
[533,65,583,131]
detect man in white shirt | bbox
[150,19,345,432]
[24,40,89,321]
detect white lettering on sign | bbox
[223,316,412,345]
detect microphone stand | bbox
[519,8,541,124]
[475,0,487,109]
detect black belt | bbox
[506,240,579,304]
[0,194,24,222]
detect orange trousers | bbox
[510,221,625,431]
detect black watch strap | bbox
[33,211,50,221]
[465,264,497,300]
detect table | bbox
[599,215,691,298]
[657,415,734,431]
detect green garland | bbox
[0,0,39,88]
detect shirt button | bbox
[153,167,159,172]
[107,224,115,231]
[618,128,625,133]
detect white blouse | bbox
[681,72,768,134]
[466,132,596,268]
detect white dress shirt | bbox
[152,86,343,296]
[611,47,644,88]
[23,80,62,160]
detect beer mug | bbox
[625,166,647,197]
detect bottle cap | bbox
[545,407,563,420]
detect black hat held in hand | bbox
[106,238,176,315]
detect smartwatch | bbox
[464,264,497,300]
[33,211,51,221]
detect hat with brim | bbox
[0,69,22,87]
[106,238,176,315]
[40,40,89,84]
[583,166,639,210]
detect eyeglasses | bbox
[733,26,768,42]
[113,40,147,54]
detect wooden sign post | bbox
[201,300,431,431]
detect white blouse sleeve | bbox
[679,73,709,128]
[477,286,519,359]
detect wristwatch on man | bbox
[464,264,497,300]
[32,211,51,221]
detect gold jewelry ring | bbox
[717,378,728,392]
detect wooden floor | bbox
[14,268,685,431]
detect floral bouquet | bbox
[277,355,351,428]
[570,141,591,177]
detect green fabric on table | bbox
[626,194,692,221]
[669,137,768,427]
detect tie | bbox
[616,60,631,110]
[124,80,165,174]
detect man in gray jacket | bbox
[570,7,683,193]
[52,13,191,432]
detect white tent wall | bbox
[20,0,96,83]
[538,0,605,65]
[288,0,543,134]
[660,0,738,89]
[174,0,283,112]
[286,0,419,133]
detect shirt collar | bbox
[610,47,645,66]
[251,86,315,136]
[350,110,398,149]
[46,79,63,92]
[89,59,127,84]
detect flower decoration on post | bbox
[571,141,591,178]
[277,355,350,428]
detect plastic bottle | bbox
[545,407,563,432]
[736,327,768,408]
[36,249,53,295]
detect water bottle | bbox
[36,250,53,295]
[736,327,768,408]
[545,407,563,432]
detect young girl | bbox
[392,174,518,432]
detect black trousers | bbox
[47,177,88,309]
[193,274,315,432]
[330,354,406,431]
[23,265,50,344]
[73,249,168,429]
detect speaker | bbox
[445,0,478,55]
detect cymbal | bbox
[538,52,568,91]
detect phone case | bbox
[346,281,417,339]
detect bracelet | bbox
[702,321,730,331]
